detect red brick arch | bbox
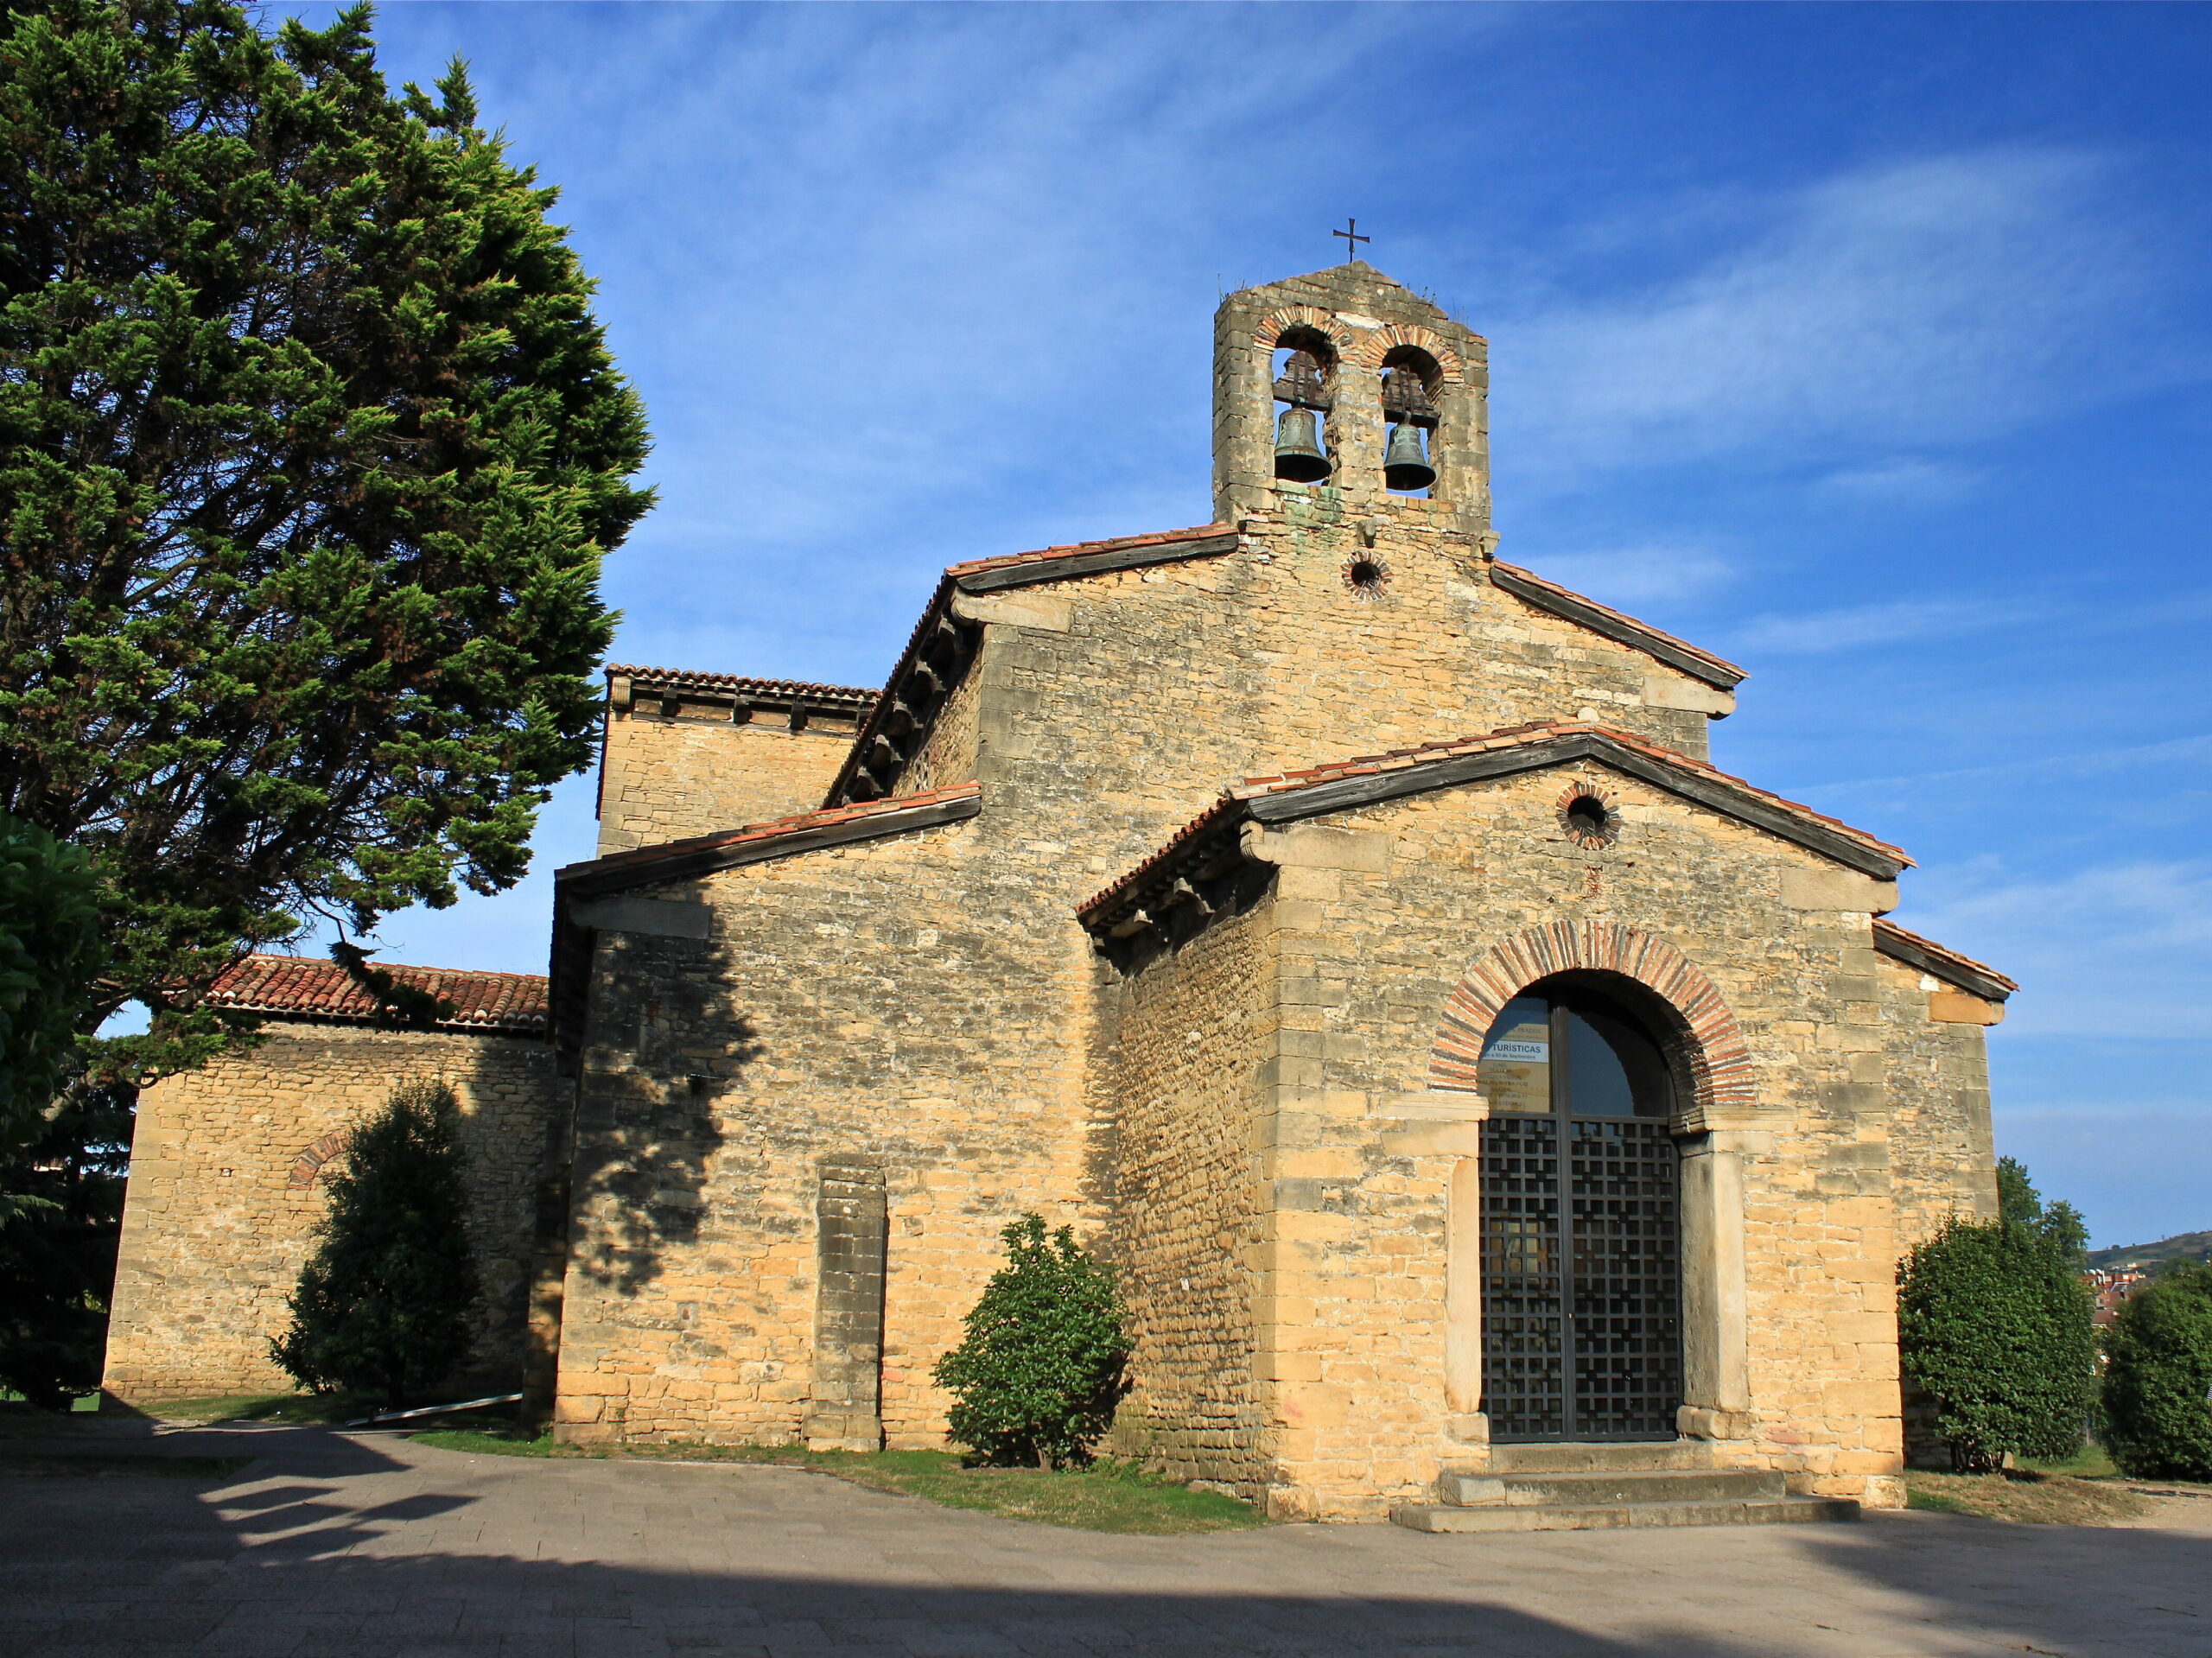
[287,1131,346,1190]
[1427,920,1757,1118]
[1250,305,1358,354]
[1343,321,1465,383]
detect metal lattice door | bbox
[1481,1115,1681,1439]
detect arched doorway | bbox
[1477,974,1682,1441]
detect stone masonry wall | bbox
[555,520,1752,1461]
[552,813,1101,1450]
[597,706,858,855]
[1878,954,2000,1250]
[105,1024,565,1401]
[1092,899,1278,1491]
[1091,761,1920,1516]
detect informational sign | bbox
[1479,1000,1553,1114]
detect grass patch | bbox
[0,1451,252,1479]
[139,1392,356,1425]
[1905,1468,2150,1525]
[2019,1443,2121,1480]
[409,1430,1264,1534]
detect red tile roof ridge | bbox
[1076,797,1243,916]
[1872,918,2019,993]
[1220,721,1908,862]
[1491,560,1747,682]
[569,782,984,876]
[945,524,1232,580]
[203,954,548,1032]
[1082,721,1914,922]
[604,665,879,702]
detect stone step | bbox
[1439,1468,1787,1508]
[1476,1439,1715,1475]
[1390,1495,1862,1534]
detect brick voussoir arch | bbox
[1249,305,1357,353]
[1344,322,1465,383]
[1428,919,1758,1117]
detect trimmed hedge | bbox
[1898,1216,2098,1472]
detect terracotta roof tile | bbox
[1080,721,1910,920]
[1872,918,2018,995]
[1491,561,1747,686]
[944,524,1232,581]
[562,782,984,880]
[606,666,878,706]
[203,955,548,1034]
[1227,721,1908,861]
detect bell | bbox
[1273,407,1331,483]
[1383,422,1436,492]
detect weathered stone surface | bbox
[105,1023,564,1401]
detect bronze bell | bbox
[1274,407,1330,483]
[1383,422,1436,491]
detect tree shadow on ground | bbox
[4,1426,2210,1658]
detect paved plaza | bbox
[5,1424,2211,1657]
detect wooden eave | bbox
[1489,562,1747,691]
[548,785,982,1070]
[1080,725,1910,943]
[1872,918,2016,1003]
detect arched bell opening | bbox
[1378,345,1441,495]
[1270,328,1337,485]
[1474,971,1684,1442]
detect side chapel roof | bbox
[606,665,879,714]
[201,954,550,1035]
[1079,721,1912,934]
[555,782,982,899]
[1871,918,2017,1002]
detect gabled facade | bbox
[534,264,2008,1515]
[109,264,2012,1521]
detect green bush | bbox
[933,1214,1129,1469]
[2101,1261,2212,1480]
[1898,1215,2098,1471]
[271,1080,480,1406]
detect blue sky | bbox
[302,3,2212,1249]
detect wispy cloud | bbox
[1809,733,2212,798]
[1902,858,2212,1039]
[1815,456,1989,504]
[1495,148,2202,480]
[1731,594,2052,655]
[1523,543,1737,607]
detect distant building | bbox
[2087,1267,2147,1327]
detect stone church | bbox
[105,263,2015,1525]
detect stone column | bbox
[1446,1155,1487,1443]
[1677,1129,1765,1439]
[804,1159,887,1452]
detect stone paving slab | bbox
[2,1425,2209,1656]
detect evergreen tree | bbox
[271,1078,479,1405]
[0,1080,130,1407]
[0,813,105,1162]
[1995,1156,2090,1270]
[0,1,651,1083]
[1897,1214,2099,1471]
[2101,1261,2212,1480]
[933,1214,1129,1469]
